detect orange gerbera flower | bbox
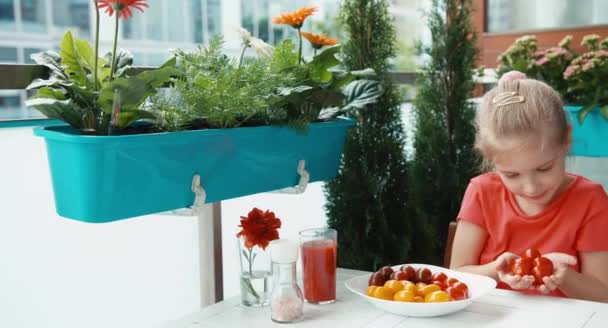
[98,0,148,20]
[301,31,338,49]
[272,5,317,29]
[236,208,282,250]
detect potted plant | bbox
[29,3,383,223]
[497,34,608,157]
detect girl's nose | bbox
[522,178,542,196]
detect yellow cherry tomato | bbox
[401,283,416,294]
[413,295,424,302]
[424,290,453,303]
[384,280,405,293]
[372,286,395,300]
[419,284,441,297]
[415,282,427,296]
[366,285,378,296]
[393,290,416,302]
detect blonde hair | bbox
[475,78,569,162]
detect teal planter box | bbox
[34,118,355,223]
[565,106,608,157]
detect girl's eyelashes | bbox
[537,165,553,172]
[503,172,519,178]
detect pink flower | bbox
[535,57,549,65]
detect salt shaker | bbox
[269,239,304,323]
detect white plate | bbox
[345,263,496,317]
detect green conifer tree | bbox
[324,0,433,271]
[410,0,481,264]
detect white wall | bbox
[0,127,200,328]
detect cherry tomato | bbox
[425,290,452,303]
[451,282,469,297]
[418,284,441,297]
[366,285,378,296]
[431,280,448,291]
[416,268,433,284]
[446,286,466,301]
[372,286,395,300]
[431,272,448,283]
[368,271,386,287]
[384,280,405,293]
[532,256,554,285]
[391,271,409,281]
[523,248,541,260]
[413,296,424,302]
[379,266,394,280]
[400,265,416,281]
[510,257,533,276]
[393,290,415,302]
[400,282,416,294]
[446,277,459,286]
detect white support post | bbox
[190,175,223,308]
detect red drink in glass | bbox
[300,228,337,304]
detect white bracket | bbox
[271,159,310,194]
[190,174,207,214]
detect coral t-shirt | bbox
[457,172,608,296]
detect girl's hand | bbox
[495,252,535,290]
[536,252,577,294]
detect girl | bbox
[450,71,608,302]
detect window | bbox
[0,0,15,31]
[191,0,204,43]
[168,2,186,42]
[21,0,46,33]
[145,1,163,40]
[487,0,608,33]
[207,0,222,38]
[52,0,90,38]
[0,46,17,62]
[123,9,144,39]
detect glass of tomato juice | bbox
[299,227,337,304]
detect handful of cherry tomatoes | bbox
[367,265,469,303]
[510,248,554,285]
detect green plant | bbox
[154,7,384,133]
[410,0,481,265]
[563,35,608,123]
[324,0,426,271]
[496,35,538,78]
[25,0,176,135]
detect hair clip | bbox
[492,91,525,107]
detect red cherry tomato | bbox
[446,277,459,286]
[451,282,469,297]
[379,266,394,280]
[431,272,448,283]
[446,286,466,301]
[532,256,554,285]
[511,257,533,276]
[400,265,416,281]
[392,271,409,281]
[431,280,448,291]
[416,268,433,284]
[523,248,541,260]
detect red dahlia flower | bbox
[98,0,149,20]
[236,207,281,250]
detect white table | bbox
[163,268,608,328]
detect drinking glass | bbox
[299,227,337,304]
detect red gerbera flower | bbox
[236,208,281,250]
[98,0,149,20]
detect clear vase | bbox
[238,237,271,307]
